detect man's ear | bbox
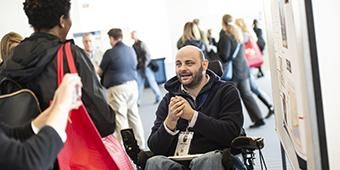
[59,15,66,28]
[202,59,209,71]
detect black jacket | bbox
[0,32,115,137]
[218,30,250,82]
[0,123,63,170]
[148,70,244,156]
[253,27,266,52]
[132,40,151,71]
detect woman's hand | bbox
[33,74,82,133]
[51,73,82,112]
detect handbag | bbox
[244,38,263,68]
[57,42,133,170]
[0,78,41,126]
[148,60,159,72]
[221,43,240,81]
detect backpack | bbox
[0,77,41,126]
[132,40,148,70]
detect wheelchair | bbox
[121,128,267,170]
[121,61,267,169]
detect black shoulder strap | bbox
[0,77,22,94]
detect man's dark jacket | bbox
[0,32,115,137]
[148,70,244,156]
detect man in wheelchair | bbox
[144,45,244,169]
[122,46,266,169]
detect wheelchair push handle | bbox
[231,136,264,150]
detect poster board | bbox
[264,0,328,169]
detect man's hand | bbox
[176,96,195,121]
[164,96,185,130]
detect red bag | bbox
[244,38,264,68]
[56,42,133,170]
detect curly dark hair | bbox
[23,0,71,30]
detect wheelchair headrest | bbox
[208,60,223,77]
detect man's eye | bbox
[186,62,194,66]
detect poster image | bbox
[281,92,288,124]
[286,59,292,73]
[278,0,288,48]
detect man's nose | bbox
[178,64,187,71]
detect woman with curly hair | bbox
[1,0,116,137]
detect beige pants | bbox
[107,80,145,149]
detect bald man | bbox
[146,46,244,170]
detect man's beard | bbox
[178,66,204,89]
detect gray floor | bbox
[138,72,291,170]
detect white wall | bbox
[0,0,33,37]
[70,0,173,59]
[312,0,340,169]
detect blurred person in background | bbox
[131,30,162,105]
[252,19,266,78]
[177,22,208,57]
[206,28,218,60]
[192,18,207,44]
[218,14,265,128]
[0,32,23,64]
[82,32,103,73]
[98,28,145,149]
[235,18,274,119]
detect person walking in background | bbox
[82,32,104,73]
[192,18,207,44]
[253,19,266,78]
[98,28,145,149]
[131,30,161,105]
[235,18,274,119]
[206,28,218,60]
[218,14,265,128]
[177,22,208,57]
[0,32,23,64]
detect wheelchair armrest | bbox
[231,136,264,151]
[137,151,154,169]
[120,128,154,169]
[120,129,141,164]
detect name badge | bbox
[174,131,194,156]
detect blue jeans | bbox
[249,75,260,95]
[137,67,161,104]
[145,151,246,170]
